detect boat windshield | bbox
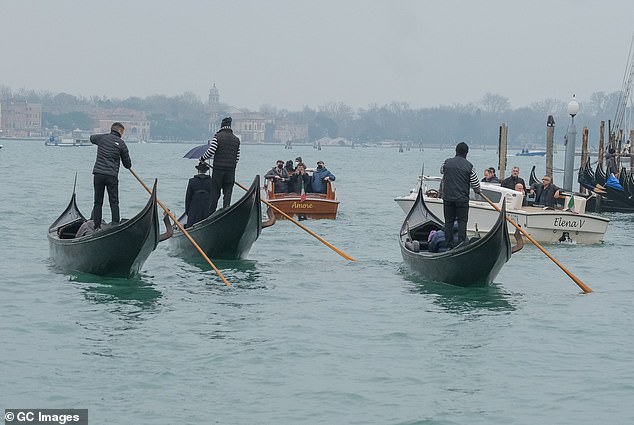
[472,188,502,203]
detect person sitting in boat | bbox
[514,183,528,206]
[265,160,290,193]
[289,162,312,194]
[284,160,295,176]
[481,167,500,183]
[500,166,526,191]
[311,160,335,193]
[530,175,561,208]
[185,161,213,228]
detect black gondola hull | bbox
[578,158,634,213]
[168,176,262,260]
[399,187,512,287]
[48,183,159,277]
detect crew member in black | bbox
[200,117,241,213]
[440,142,481,248]
[185,162,213,228]
[90,122,132,230]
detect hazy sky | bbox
[2,0,633,110]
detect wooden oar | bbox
[234,181,356,261]
[129,168,231,286]
[479,192,592,293]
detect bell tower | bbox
[208,83,220,106]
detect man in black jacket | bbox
[90,122,132,229]
[200,117,241,213]
[440,142,481,248]
[500,166,526,191]
[185,161,213,228]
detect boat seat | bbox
[405,240,420,252]
[57,219,85,239]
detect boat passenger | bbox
[284,160,295,176]
[90,122,132,230]
[311,160,335,193]
[264,160,290,193]
[440,142,481,248]
[530,175,561,208]
[289,162,312,195]
[481,167,500,183]
[185,162,213,228]
[500,166,526,191]
[514,183,528,206]
[200,116,241,213]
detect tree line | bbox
[1,85,627,147]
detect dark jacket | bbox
[185,174,213,228]
[264,166,290,193]
[531,182,560,207]
[482,175,501,183]
[200,127,241,171]
[290,171,312,193]
[91,130,132,176]
[501,175,526,190]
[440,155,480,202]
[311,167,336,193]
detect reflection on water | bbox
[401,266,517,315]
[174,257,266,290]
[69,272,162,313]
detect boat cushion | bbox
[57,219,85,239]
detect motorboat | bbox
[394,176,609,244]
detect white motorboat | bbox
[394,177,609,244]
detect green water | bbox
[1,140,632,424]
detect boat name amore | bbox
[291,202,314,209]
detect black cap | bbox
[196,162,210,172]
[221,117,232,127]
[456,142,469,156]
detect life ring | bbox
[425,189,439,198]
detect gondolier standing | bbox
[90,122,132,230]
[440,141,481,248]
[200,117,241,213]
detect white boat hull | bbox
[394,195,608,244]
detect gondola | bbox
[48,180,159,277]
[399,186,512,287]
[577,157,634,213]
[168,175,270,260]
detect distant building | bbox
[232,112,271,144]
[96,108,150,142]
[273,120,309,144]
[0,100,42,137]
[205,83,306,144]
